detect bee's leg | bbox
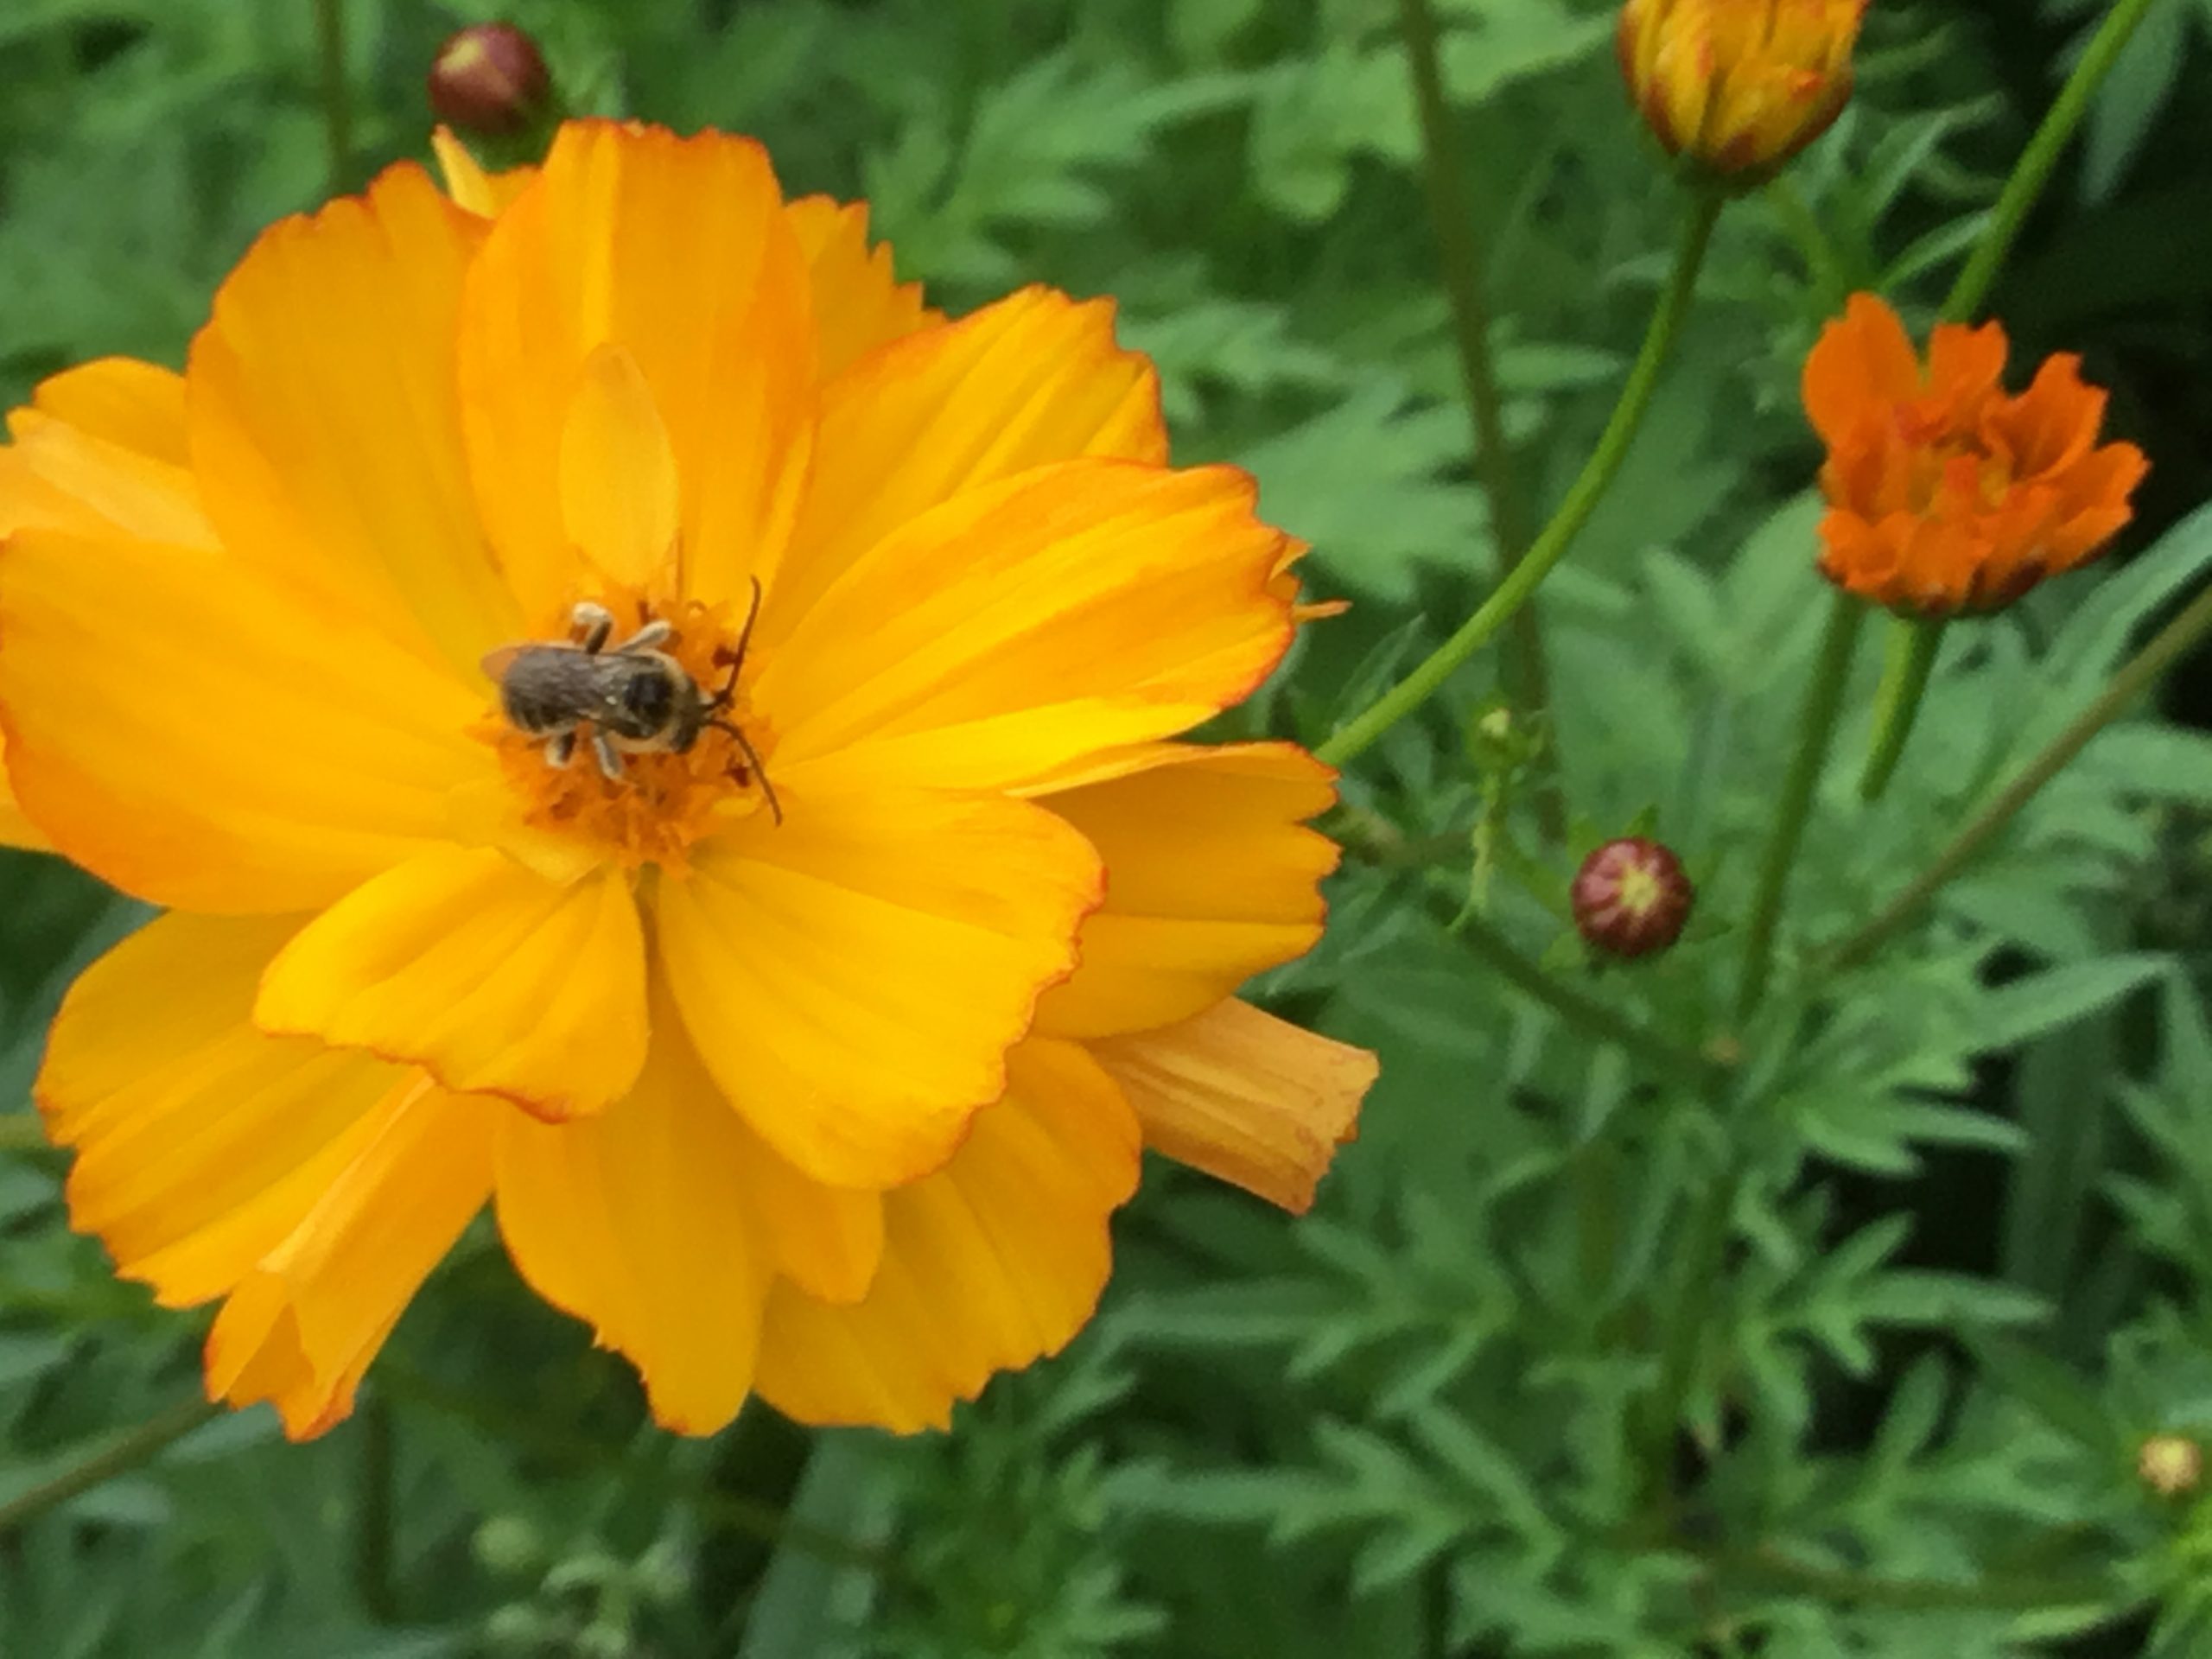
[609,620,674,655]
[569,601,616,653]
[544,730,579,769]
[592,728,626,782]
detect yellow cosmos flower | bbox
[0,121,1376,1437]
[1617,0,1865,181]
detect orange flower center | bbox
[1893,400,2016,517]
[477,586,777,873]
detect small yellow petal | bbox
[432,125,537,218]
[559,343,680,588]
[1089,999,1373,1214]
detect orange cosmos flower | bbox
[0,120,1376,1438]
[1617,0,1864,181]
[1803,293,2148,615]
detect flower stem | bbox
[1452,906,1722,1092]
[1858,615,1944,798]
[1318,188,1725,768]
[315,0,353,194]
[1823,575,2212,975]
[1395,0,1564,840]
[1637,1168,1739,1507]
[1942,0,2164,325]
[1733,590,1866,1023]
[0,1397,221,1533]
[355,1395,400,1621]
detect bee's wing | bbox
[480,644,526,683]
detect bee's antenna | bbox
[711,575,766,712]
[709,718,783,826]
[703,576,779,824]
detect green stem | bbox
[1822,575,2212,975]
[1858,615,1945,798]
[1638,1170,1739,1507]
[1452,907,1722,1092]
[0,1397,221,1532]
[1942,0,2164,324]
[1395,0,1564,840]
[1765,174,1849,308]
[1733,590,1866,1023]
[314,0,352,194]
[1317,188,1725,768]
[355,1395,399,1622]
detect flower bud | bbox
[1573,837,1693,960]
[2139,1433,2204,1499]
[474,1515,544,1576]
[1617,0,1864,184]
[428,23,552,137]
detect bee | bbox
[483,576,781,824]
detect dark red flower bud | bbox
[1572,837,1693,960]
[428,23,551,137]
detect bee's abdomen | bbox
[499,651,592,735]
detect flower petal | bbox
[256,848,648,1120]
[657,791,1103,1188]
[764,286,1164,639]
[23,357,189,463]
[0,733,43,851]
[0,359,208,547]
[205,1080,499,1440]
[493,981,881,1433]
[0,528,492,911]
[1033,743,1339,1039]
[38,912,404,1307]
[753,1038,1139,1432]
[1089,999,1373,1214]
[1802,293,1921,448]
[459,121,815,618]
[189,162,518,676]
[559,343,679,589]
[785,195,934,384]
[759,461,1295,794]
[432,126,536,218]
